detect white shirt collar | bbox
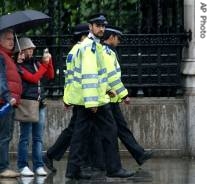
[88,32,100,43]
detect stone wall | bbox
[10,97,193,157]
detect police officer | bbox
[64,13,134,179]
[43,23,89,172]
[102,25,153,167]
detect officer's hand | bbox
[123,97,130,105]
[9,98,16,106]
[107,90,117,98]
[63,102,72,110]
[90,107,98,113]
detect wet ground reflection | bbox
[0,157,194,184]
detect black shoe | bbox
[80,166,92,175]
[107,168,135,178]
[43,153,57,172]
[91,166,105,172]
[66,170,92,179]
[137,150,153,166]
[91,167,106,178]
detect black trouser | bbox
[89,103,145,167]
[47,107,77,161]
[111,103,145,161]
[88,123,105,169]
[66,104,122,176]
[47,106,104,169]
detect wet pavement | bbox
[0,157,194,184]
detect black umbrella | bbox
[0,9,51,32]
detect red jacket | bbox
[17,57,54,101]
[19,58,54,83]
[0,46,22,105]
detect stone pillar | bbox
[181,0,195,157]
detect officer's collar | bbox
[103,42,115,51]
[88,32,100,43]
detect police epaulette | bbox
[105,46,111,55]
[91,42,96,53]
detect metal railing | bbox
[29,31,191,97]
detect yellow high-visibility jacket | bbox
[103,44,128,103]
[64,42,80,88]
[63,42,80,105]
[63,37,110,108]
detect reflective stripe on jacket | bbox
[63,37,110,108]
[103,45,128,103]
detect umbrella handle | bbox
[15,33,21,52]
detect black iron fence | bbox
[118,32,191,96]
[1,0,192,96]
[30,31,191,97]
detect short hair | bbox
[0,29,14,40]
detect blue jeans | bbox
[0,107,14,173]
[17,106,46,171]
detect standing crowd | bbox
[0,12,152,180]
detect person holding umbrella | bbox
[0,28,22,178]
[14,37,54,176]
[0,9,51,178]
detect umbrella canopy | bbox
[0,9,51,32]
